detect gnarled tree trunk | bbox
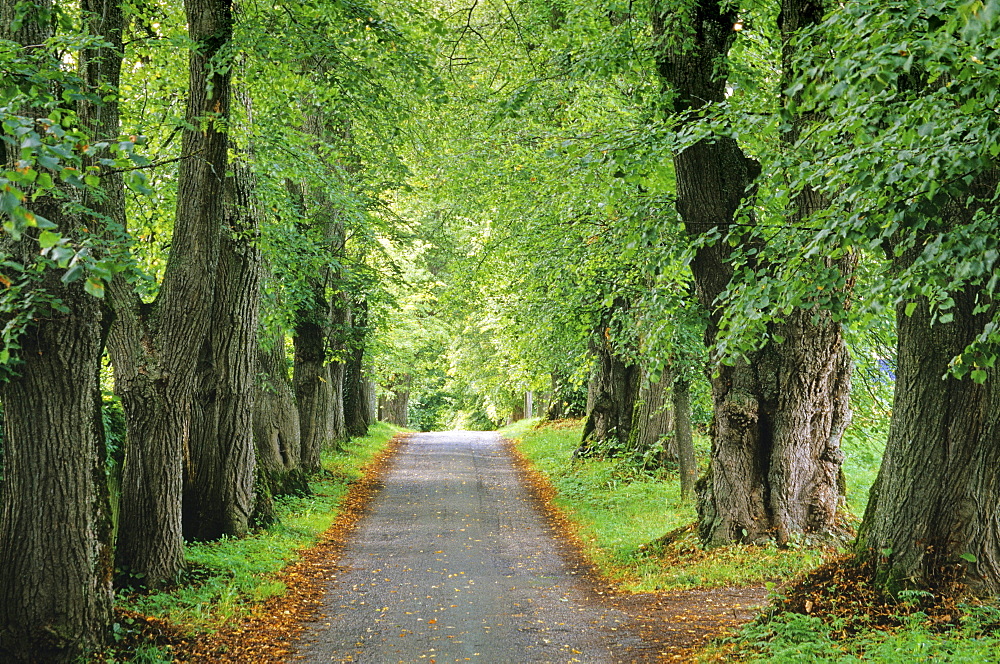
[112,0,232,586]
[653,0,851,546]
[578,299,641,455]
[255,331,303,486]
[629,368,675,466]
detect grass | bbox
[113,422,404,660]
[500,417,828,592]
[707,604,1000,662]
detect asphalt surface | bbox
[292,431,652,664]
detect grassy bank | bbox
[503,418,1000,662]
[114,422,405,662]
[500,418,826,592]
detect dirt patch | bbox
[504,435,767,660]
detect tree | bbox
[110,0,233,586]
[253,328,305,512]
[183,152,260,541]
[344,298,374,438]
[650,0,851,546]
[578,298,641,455]
[771,0,1000,594]
[629,368,675,466]
[0,0,123,657]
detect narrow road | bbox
[292,431,655,663]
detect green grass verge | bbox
[499,418,825,591]
[117,422,405,638]
[707,605,1000,662]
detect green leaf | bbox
[83,277,105,298]
[959,552,977,563]
[61,263,85,284]
[904,302,917,317]
[38,230,60,249]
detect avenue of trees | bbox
[0,0,998,660]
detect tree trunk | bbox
[653,0,851,546]
[112,0,232,586]
[294,305,334,471]
[578,299,641,456]
[0,1,118,658]
[183,157,260,541]
[0,294,112,663]
[544,370,567,420]
[378,374,410,427]
[673,378,697,501]
[857,294,1000,595]
[629,368,675,466]
[254,331,304,489]
[328,296,349,443]
[344,301,372,439]
[363,366,378,425]
[291,150,349,464]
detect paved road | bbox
[292,431,653,664]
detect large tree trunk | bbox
[183,157,260,541]
[344,301,372,438]
[294,304,334,472]
[577,299,641,455]
[0,293,112,663]
[112,0,232,586]
[291,142,349,466]
[653,0,851,546]
[0,1,118,659]
[378,374,410,427]
[629,368,675,466]
[857,293,1000,595]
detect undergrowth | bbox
[107,421,404,663]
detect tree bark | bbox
[0,1,119,659]
[653,0,851,546]
[378,374,410,427]
[0,293,112,663]
[578,299,641,455]
[629,368,675,466]
[254,331,304,488]
[183,156,260,541]
[857,163,1000,595]
[294,301,334,471]
[673,378,697,501]
[290,132,349,465]
[344,301,372,439]
[111,0,232,586]
[857,294,1000,595]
